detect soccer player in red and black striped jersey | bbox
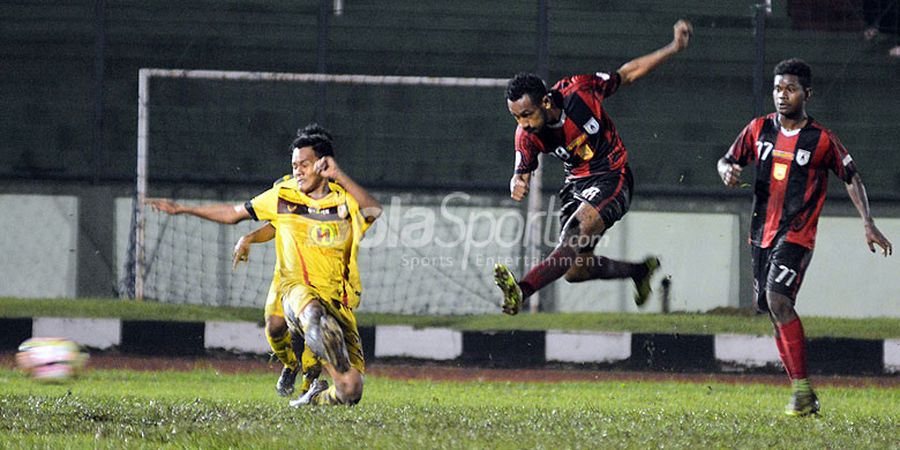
[493,20,692,315]
[718,58,893,416]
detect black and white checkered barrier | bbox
[2,317,897,375]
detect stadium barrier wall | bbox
[1,316,897,376]
[0,195,78,298]
[555,211,741,313]
[117,193,900,317]
[1,193,897,317]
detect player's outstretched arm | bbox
[314,156,383,222]
[846,173,893,256]
[233,222,275,269]
[716,157,743,188]
[509,172,531,201]
[617,19,692,86]
[145,198,250,225]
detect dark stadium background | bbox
[1,0,898,303]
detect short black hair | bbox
[506,72,548,103]
[291,123,334,158]
[774,58,812,89]
[297,123,333,141]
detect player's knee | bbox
[559,217,583,249]
[766,293,794,320]
[265,315,288,337]
[335,372,363,405]
[299,301,323,329]
[563,266,589,283]
[300,302,326,356]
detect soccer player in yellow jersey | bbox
[233,219,322,398]
[147,125,382,405]
[230,124,336,399]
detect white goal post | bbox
[132,68,544,306]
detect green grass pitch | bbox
[1,367,897,449]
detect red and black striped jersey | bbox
[514,72,627,179]
[725,113,857,250]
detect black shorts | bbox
[750,238,814,313]
[558,165,633,252]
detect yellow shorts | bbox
[282,284,365,374]
[263,279,323,375]
[263,280,283,319]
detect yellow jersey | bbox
[247,178,371,308]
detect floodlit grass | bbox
[2,297,900,339]
[0,368,897,449]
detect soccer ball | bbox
[16,337,88,381]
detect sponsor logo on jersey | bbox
[773,163,788,181]
[772,149,794,161]
[566,133,594,161]
[310,223,339,245]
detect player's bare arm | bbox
[315,156,383,222]
[716,157,743,187]
[233,222,276,269]
[617,19,692,86]
[845,173,893,256]
[145,198,250,224]
[509,172,531,201]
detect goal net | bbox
[120,69,545,315]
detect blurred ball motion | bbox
[16,337,88,381]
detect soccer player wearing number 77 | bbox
[494,20,693,314]
[147,126,382,406]
[717,58,892,416]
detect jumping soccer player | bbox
[494,20,693,314]
[717,58,892,416]
[147,126,381,406]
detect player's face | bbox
[292,146,325,194]
[508,94,549,134]
[772,74,809,118]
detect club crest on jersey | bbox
[337,203,349,219]
[796,149,810,166]
[584,117,600,135]
[773,163,788,181]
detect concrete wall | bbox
[799,216,900,318]
[4,193,897,317]
[0,195,78,298]
[555,211,740,313]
